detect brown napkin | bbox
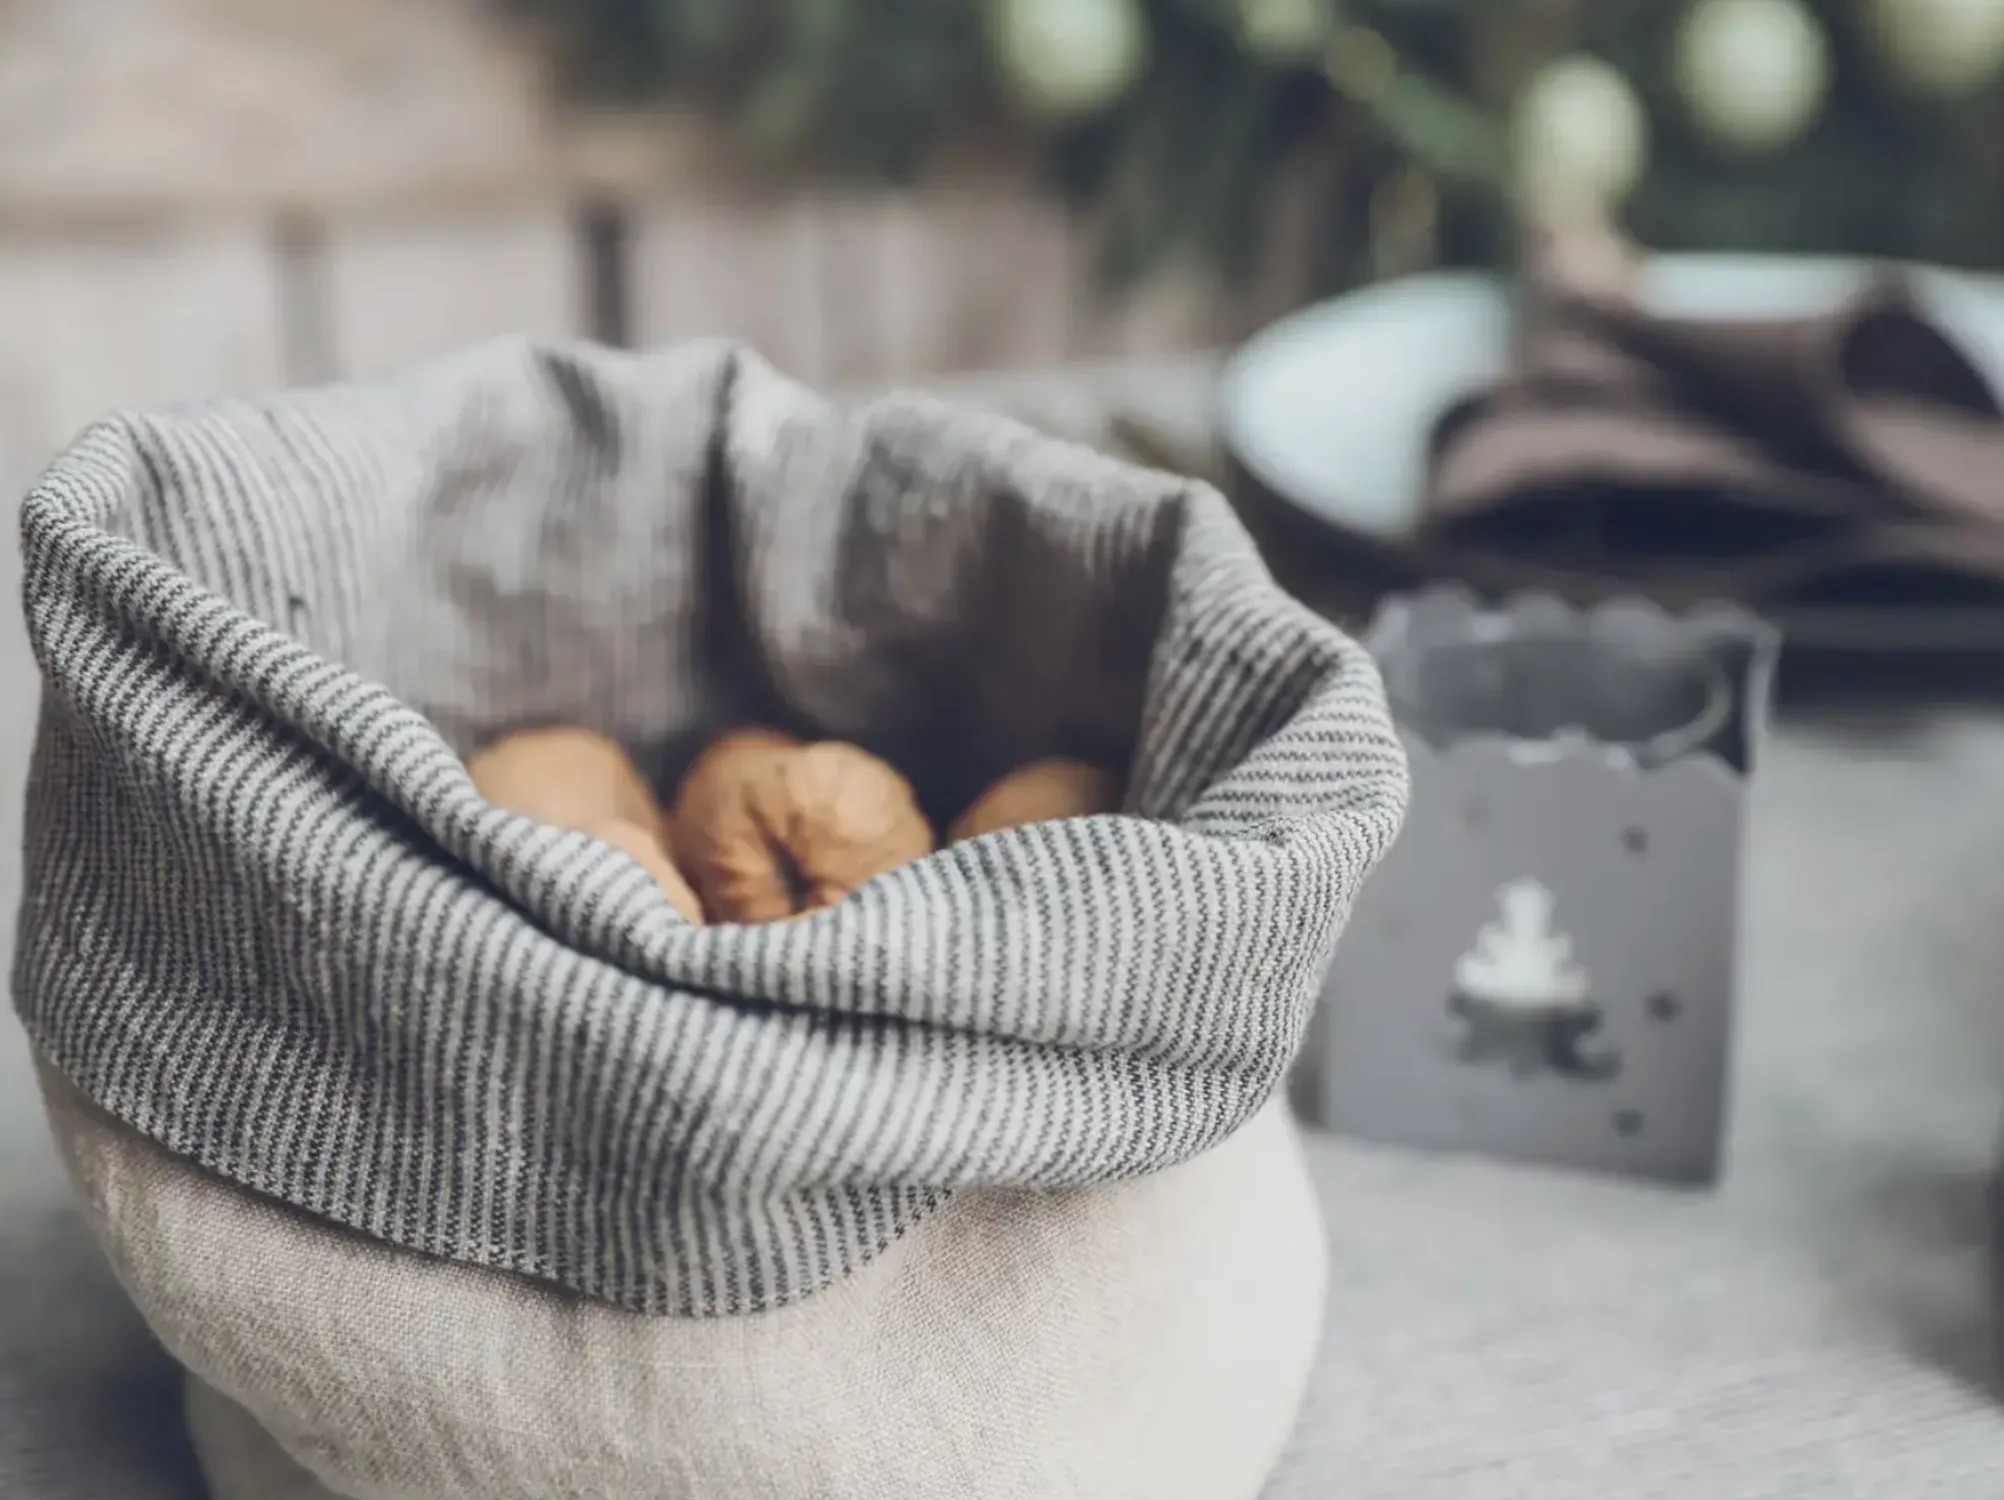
[1424,233,2004,610]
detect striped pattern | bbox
[9,338,1407,1316]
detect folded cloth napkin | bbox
[1424,230,2004,610]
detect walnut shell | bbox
[468,725,703,923]
[666,729,801,918]
[949,759,1124,843]
[590,816,706,924]
[467,725,662,833]
[670,731,935,923]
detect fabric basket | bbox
[12,339,1408,1500]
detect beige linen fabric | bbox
[41,1061,1325,1500]
[185,1379,348,1500]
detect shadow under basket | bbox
[11,338,1408,1500]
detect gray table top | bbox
[6,365,2004,1498]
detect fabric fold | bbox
[1424,243,2004,611]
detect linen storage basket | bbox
[12,339,1409,1500]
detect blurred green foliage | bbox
[499,0,2004,295]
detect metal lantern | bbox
[1311,588,1780,1186]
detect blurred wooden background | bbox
[0,0,1317,494]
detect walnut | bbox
[588,815,705,924]
[665,729,800,919]
[467,725,703,923]
[949,759,1124,843]
[670,730,936,923]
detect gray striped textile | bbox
[10,339,1408,1316]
